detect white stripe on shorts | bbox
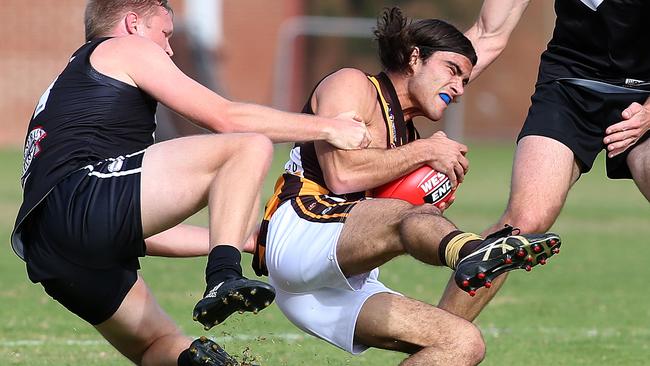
[85,167,142,178]
[82,150,145,178]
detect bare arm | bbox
[465,0,531,81]
[313,69,469,194]
[145,224,257,257]
[95,36,371,149]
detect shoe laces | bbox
[484,224,520,241]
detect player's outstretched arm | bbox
[145,224,210,257]
[464,0,530,81]
[115,35,371,149]
[145,224,257,257]
[221,102,370,149]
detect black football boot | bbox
[454,225,561,296]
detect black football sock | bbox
[205,245,243,290]
[177,348,192,366]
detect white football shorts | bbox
[265,201,400,354]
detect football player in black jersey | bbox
[13,0,372,365]
[436,0,650,322]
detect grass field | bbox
[1,143,649,365]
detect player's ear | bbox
[125,12,140,35]
[408,46,420,74]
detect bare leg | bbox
[628,138,650,201]
[438,136,580,320]
[95,275,191,365]
[140,133,275,328]
[140,133,273,248]
[336,199,456,276]
[356,293,485,366]
[337,187,557,295]
[486,136,581,234]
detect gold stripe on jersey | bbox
[262,174,330,220]
[367,75,397,148]
[261,177,284,221]
[314,195,358,208]
[293,196,356,222]
[298,176,330,197]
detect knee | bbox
[447,323,486,366]
[628,142,650,179]
[396,203,443,250]
[238,133,274,163]
[500,209,555,234]
[420,321,485,366]
[398,204,443,235]
[221,134,273,179]
[138,329,189,365]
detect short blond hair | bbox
[84,0,172,41]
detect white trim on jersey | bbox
[125,149,146,158]
[580,0,604,11]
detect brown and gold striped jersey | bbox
[253,71,419,275]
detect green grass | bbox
[1,143,649,365]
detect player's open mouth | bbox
[439,93,451,105]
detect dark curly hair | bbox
[374,7,477,73]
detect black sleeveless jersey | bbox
[539,0,650,84]
[12,37,157,259]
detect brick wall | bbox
[1,0,86,146]
[0,0,302,146]
[1,1,552,147]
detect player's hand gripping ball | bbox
[373,166,456,209]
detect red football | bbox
[373,166,456,208]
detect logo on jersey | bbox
[107,156,125,173]
[625,78,647,87]
[22,126,47,186]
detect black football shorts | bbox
[518,78,650,179]
[23,150,146,325]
